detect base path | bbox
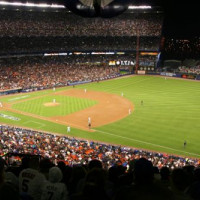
[51,89,134,130]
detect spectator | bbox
[19,156,46,200]
[41,166,69,200]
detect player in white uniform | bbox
[53,99,56,103]
[129,108,131,115]
[67,126,70,133]
[84,88,87,93]
[41,167,69,200]
[0,102,2,107]
[121,92,124,97]
[88,117,91,129]
[88,117,91,122]
[19,157,46,200]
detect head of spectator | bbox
[133,157,154,185]
[57,161,66,172]
[88,159,102,170]
[28,156,40,170]
[170,168,190,192]
[20,156,30,170]
[70,165,87,183]
[49,167,63,183]
[4,172,19,190]
[39,158,54,179]
[82,168,109,200]
[128,158,138,173]
[160,166,170,181]
[110,165,129,186]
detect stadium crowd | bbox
[0,56,128,91]
[178,65,200,75]
[0,125,200,200]
[0,11,163,37]
[0,10,162,54]
[0,36,137,54]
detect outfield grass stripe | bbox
[94,129,200,157]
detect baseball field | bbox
[0,75,200,158]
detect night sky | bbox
[156,1,199,38]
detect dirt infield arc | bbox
[52,89,134,130]
[3,89,134,131]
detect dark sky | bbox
[156,1,199,37]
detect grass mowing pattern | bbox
[0,76,200,158]
[76,76,200,157]
[12,95,97,117]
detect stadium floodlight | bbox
[128,5,152,9]
[0,1,65,8]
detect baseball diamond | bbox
[0,75,200,158]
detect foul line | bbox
[23,121,46,129]
[93,129,200,157]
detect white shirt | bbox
[41,181,68,200]
[67,126,70,132]
[19,168,46,200]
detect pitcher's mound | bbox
[44,102,60,107]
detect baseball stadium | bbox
[0,1,200,200]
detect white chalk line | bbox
[23,121,46,129]
[92,129,200,157]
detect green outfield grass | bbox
[0,75,200,158]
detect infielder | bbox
[88,117,91,129]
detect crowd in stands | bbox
[0,36,137,54]
[162,37,200,60]
[0,10,163,37]
[0,125,200,200]
[178,66,200,75]
[0,55,133,91]
[0,10,162,54]
[139,37,161,51]
[0,36,161,54]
